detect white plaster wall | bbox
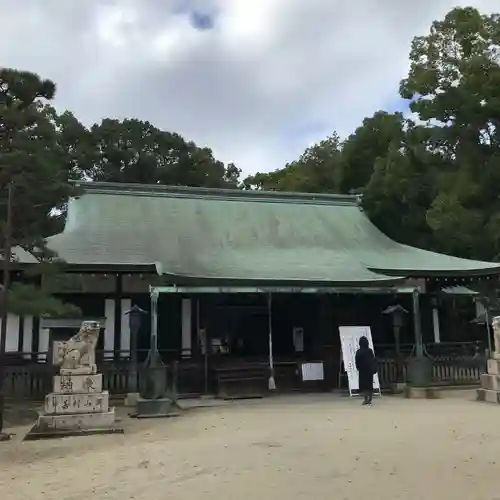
[23,315,33,359]
[38,327,49,361]
[0,313,20,353]
[104,298,115,360]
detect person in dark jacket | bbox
[355,336,377,405]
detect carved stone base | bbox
[480,373,500,392]
[53,374,103,393]
[487,359,500,375]
[25,372,122,440]
[36,409,116,431]
[44,391,110,414]
[477,358,500,405]
[476,388,500,404]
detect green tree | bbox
[244,133,343,192]
[400,6,500,259]
[363,127,438,249]
[88,118,240,188]
[0,68,80,317]
[341,111,406,193]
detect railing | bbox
[376,342,487,388]
[0,356,205,400]
[424,341,486,386]
[2,364,54,400]
[0,343,487,400]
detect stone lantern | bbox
[382,304,408,384]
[125,304,148,407]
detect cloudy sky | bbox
[0,0,498,175]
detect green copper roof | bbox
[40,181,500,283]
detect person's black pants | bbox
[363,390,373,404]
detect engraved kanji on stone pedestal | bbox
[25,321,123,440]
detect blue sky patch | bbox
[188,11,215,30]
[280,121,329,142]
[386,98,411,113]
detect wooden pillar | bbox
[191,297,199,357]
[16,315,24,352]
[31,276,41,360]
[31,316,40,361]
[181,298,192,358]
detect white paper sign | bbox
[338,326,380,395]
[301,362,324,381]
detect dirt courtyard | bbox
[0,393,498,500]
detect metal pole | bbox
[267,293,276,390]
[412,288,423,357]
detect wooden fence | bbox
[1,353,484,401]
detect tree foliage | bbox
[0,69,80,316]
[87,118,240,188]
[244,133,343,192]
[245,6,500,262]
[3,5,500,287]
[0,69,241,315]
[0,69,76,248]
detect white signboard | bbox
[301,362,324,381]
[338,325,380,396]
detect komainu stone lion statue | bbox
[54,320,101,375]
[492,316,500,360]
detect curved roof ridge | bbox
[71,181,361,206]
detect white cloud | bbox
[0,0,498,175]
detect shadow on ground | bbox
[3,401,41,428]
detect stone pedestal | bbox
[406,355,433,387]
[25,373,123,440]
[476,359,500,404]
[124,392,140,408]
[134,397,179,418]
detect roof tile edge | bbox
[71,181,361,206]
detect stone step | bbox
[36,408,116,431]
[44,391,109,415]
[476,388,500,404]
[487,359,500,375]
[480,373,500,391]
[53,373,103,394]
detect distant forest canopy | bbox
[2,6,500,266]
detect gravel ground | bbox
[0,394,498,500]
